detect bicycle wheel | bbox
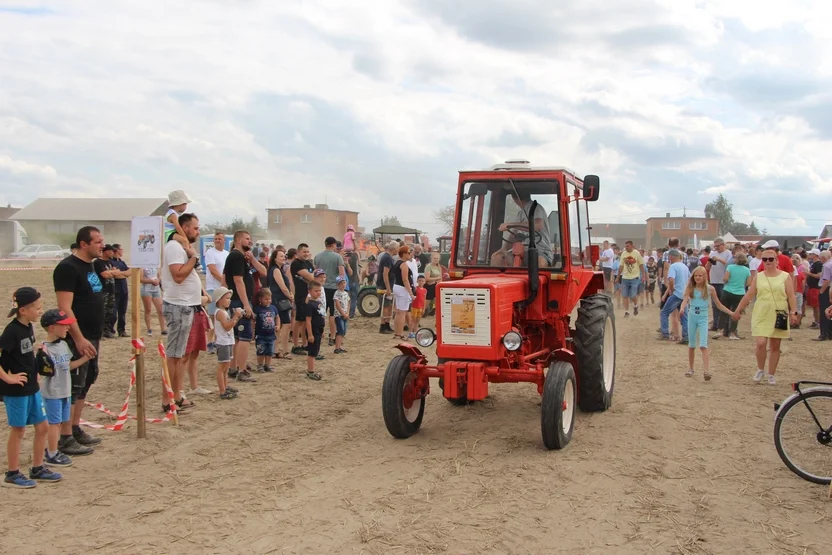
[774,388,832,485]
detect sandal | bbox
[703,371,712,382]
[274,352,293,360]
[306,371,322,381]
[176,398,195,410]
[685,369,694,378]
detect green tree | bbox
[203,216,265,236]
[704,193,733,235]
[433,205,455,235]
[381,215,401,227]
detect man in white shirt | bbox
[204,232,229,353]
[707,237,733,331]
[600,240,615,293]
[160,213,202,412]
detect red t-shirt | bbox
[796,265,806,291]
[777,253,794,275]
[412,286,427,309]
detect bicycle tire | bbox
[774,388,832,485]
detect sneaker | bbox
[753,369,766,383]
[328,337,335,346]
[315,355,325,361]
[29,466,62,483]
[3,471,36,489]
[712,334,722,340]
[44,450,73,467]
[624,312,630,317]
[161,330,168,335]
[407,332,416,339]
[228,368,239,379]
[767,374,777,385]
[103,331,115,339]
[188,386,212,395]
[118,331,129,338]
[334,348,347,354]
[728,334,740,341]
[219,390,237,400]
[147,329,153,336]
[810,322,819,329]
[633,305,639,316]
[262,365,275,373]
[58,436,94,456]
[256,364,265,373]
[226,386,239,393]
[237,370,257,382]
[291,346,305,355]
[73,428,102,446]
[206,342,216,355]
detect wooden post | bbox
[159,340,179,426]
[131,271,147,438]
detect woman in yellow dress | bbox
[733,249,798,385]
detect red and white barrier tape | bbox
[0,266,54,271]
[80,354,177,431]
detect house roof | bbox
[0,205,20,220]
[12,198,168,222]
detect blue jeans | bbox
[660,294,688,338]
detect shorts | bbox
[603,268,612,282]
[162,302,195,359]
[206,289,218,316]
[216,344,233,363]
[393,284,412,311]
[306,331,323,357]
[141,285,161,298]
[324,288,336,316]
[621,277,640,298]
[44,397,71,425]
[687,313,709,348]
[795,292,804,314]
[806,288,819,308]
[256,338,275,357]
[66,335,100,402]
[4,392,47,428]
[294,299,307,322]
[335,316,348,337]
[229,300,253,341]
[647,280,656,293]
[185,309,209,355]
[411,308,424,320]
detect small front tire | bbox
[382,355,425,439]
[541,361,576,450]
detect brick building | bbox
[645,214,720,249]
[266,204,359,250]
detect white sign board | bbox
[130,216,163,268]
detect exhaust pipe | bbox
[519,200,539,309]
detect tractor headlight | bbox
[415,328,436,348]
[502,331,522,351]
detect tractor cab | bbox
[381,161,615,451]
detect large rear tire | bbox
[541,361,576,450]
[357,288,382,318]
[573,294,616,412]
[382,355,425,438]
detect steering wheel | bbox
[501,224,529,245]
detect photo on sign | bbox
[450,297,476,335]
[136,230,156,252]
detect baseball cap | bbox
[313,269,326,277]
[809,248,821,255]
[167,189,192,207]
[762,240,779,249]
[335,275,346,284]
[41,309,76,328]
[211,287,232,304]
[8,286,41,317]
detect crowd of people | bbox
[600,235,817,384]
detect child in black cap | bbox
[0,287,62,488]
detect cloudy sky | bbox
[1,0,830,238]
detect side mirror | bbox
[584,175,600,201]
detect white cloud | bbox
[0,0,831,238]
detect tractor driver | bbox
[490,191,553,268]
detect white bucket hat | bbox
[211,287,232,304]
[168,190,192,207]
[761,239,779,249]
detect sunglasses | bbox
[762,257,776,262]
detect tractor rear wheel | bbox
[357,288,382,318]
[382,355,425,438]
[573,294,616,412]
[438,359,468,405]
[541,361,576,450]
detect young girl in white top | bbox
[212,287,242,400]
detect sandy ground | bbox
[1,269,830,554]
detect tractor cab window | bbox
[455,180,562,269]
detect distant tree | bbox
[203,216,265,236]
[704,193,734,235]
[433,205,455,235]
[381,215,401,227]
[728,220,760,236]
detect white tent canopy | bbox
[722,232,739,244]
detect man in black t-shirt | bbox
[93,245,117,338]
[111,244,131,337]
[223,230,266,382]
[807,249,824,329]
[376,242,397,334]
[52,226,106,453]
[290,243,315,354]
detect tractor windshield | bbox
[455,180,562,269]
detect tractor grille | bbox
[440,288,492,346]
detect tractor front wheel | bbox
[574,294,616,412]
[541,361,576,450]
[357,288,382,318]
[382,355,425,438]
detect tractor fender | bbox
[393,343,426,362]
[551,348,578,371]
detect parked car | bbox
[8,244,67,259]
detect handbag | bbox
[276,298,293,312]
[764,275,789,331]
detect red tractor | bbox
[381,160,615,449]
